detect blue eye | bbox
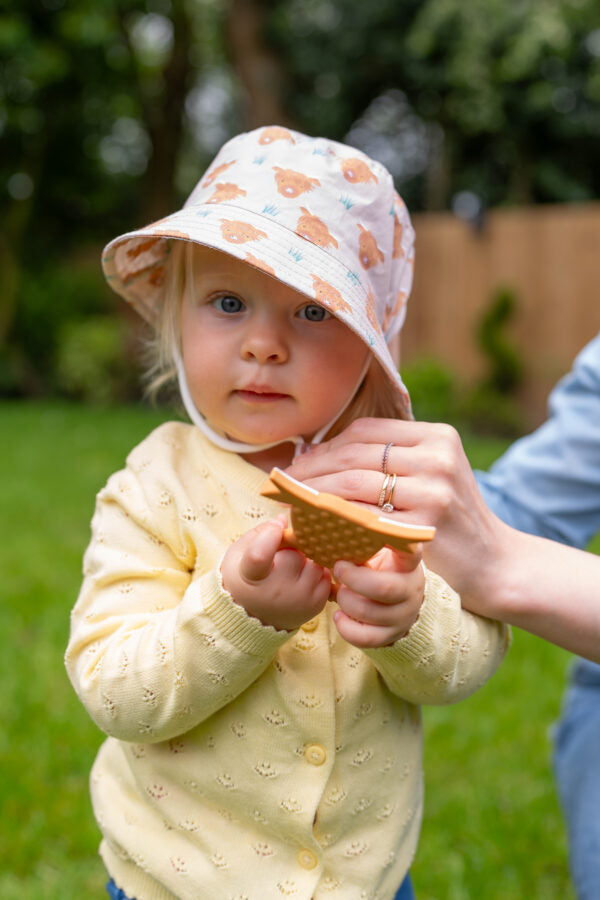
[299,304,330,322]
[214,294,244,313]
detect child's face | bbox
[180,246,369,454]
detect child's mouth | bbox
[235,389,291,403]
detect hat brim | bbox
[102,202,411,417]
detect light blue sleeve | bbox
[475,333,600,548]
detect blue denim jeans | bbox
[395,873,416,899]
[107,874,414,899]
[106,881,136,900]
[553,658,600,900]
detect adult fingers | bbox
[292,469,442,524]
[307,417,431,456]
[288,423,465,484]
[288,417,418,482]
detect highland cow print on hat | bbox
[102,126,416,418]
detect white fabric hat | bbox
[102,125,415,419]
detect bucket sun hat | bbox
[102,125,415,450]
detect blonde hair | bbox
[143,241,184,403]
[144,241,410,431]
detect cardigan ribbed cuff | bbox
[182,565,295,658]
[364,566,457,666]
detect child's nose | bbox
[241,320,289,364]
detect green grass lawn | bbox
[0,401,576,898]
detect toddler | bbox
[66,126,509,900]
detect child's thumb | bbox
[239,519,285,583]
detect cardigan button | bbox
[305,744,327,766]
[301,617,319,632]
[298,848,318,870]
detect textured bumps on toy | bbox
[260,468,435,570]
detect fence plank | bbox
[402,202,600,426]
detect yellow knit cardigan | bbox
[66,422,509,900]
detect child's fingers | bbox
[336,585,400,627]
[333,558,420,606]
[238,519,286,584]
[368,544,423,573]
[332,551,425,646]
[309,568,334,607]
[274,550,331,595]
[333,609,404,649]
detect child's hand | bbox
[221,515,332,631]
[332,545,425,648]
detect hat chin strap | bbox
[174,349,370,460]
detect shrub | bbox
[402,354,525,438]
[10,260,110,394]
[401,357,459,423]
[458,383,525,437]
[477,285,524,394]
[55,316,141,405]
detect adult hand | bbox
[287,417,509,610]
[287,417,600,661]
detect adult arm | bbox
[287,333,600,661]
[476,332,600,548]
[289,419,600,661]
[467,524,600,661]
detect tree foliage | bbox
[2,0,600,397]
[1,0,228,393]
[265,0,600,208]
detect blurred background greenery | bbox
[3,0,600,427]
[3,1,600,896]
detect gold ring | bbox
[381,441,394,474]
[377,473,391,507]
[381,473,397,513]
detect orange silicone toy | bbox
[260,468,435,570]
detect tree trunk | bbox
[0,199,31,343]
[139,0,194,222]
[226,0,292,129]
[424,125,450,211]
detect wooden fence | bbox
[401,201,600,426]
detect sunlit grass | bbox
[1,401,172,899]
[0,401,576,898]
